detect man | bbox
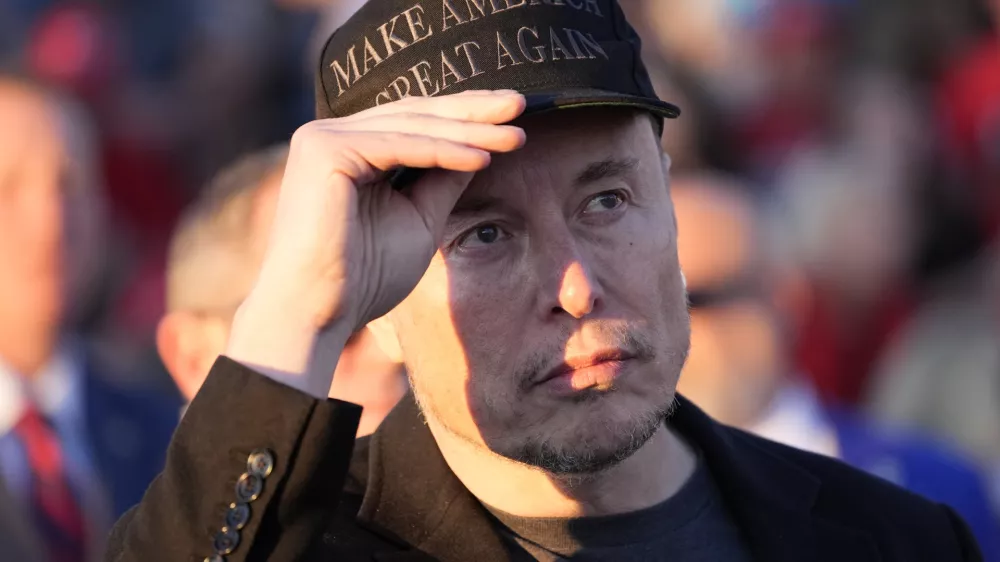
[671,172,1000,558]
[865,238,1000,515]
[106,1,984,561]
[157,144,407,435]
[866,238,1000,459]
[0,76,178,562]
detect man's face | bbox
[671,180,784,427]
[0,86,99,331]
[390,109,690,474]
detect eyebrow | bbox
[574,157,639,186]
[449,194,510,219]
[447,157,640,221]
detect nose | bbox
[556,261,603,318]
[533,228,605,319]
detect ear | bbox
[366,314,403,363]
[660,149,673,174]
[156,312,230,401]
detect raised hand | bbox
[226,90,527,397]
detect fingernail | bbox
[506,126,526,146]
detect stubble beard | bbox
[504,392,678,475]
[410,326,686,476]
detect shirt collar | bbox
[745,379,840,459]
[0,342,85,435]
[0,359,25,436]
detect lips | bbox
[534,349,637,388]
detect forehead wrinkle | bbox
[453,157,548,217]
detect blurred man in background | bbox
[671,172,1000,558]
[865,0,1000,512]
[867,240,1000,513]
[156,144,406,436]
[0,76,177,562]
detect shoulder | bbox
[80,350,181,447]
[724,426,984,558]
[730,425,937,508]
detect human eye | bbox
[582,190,627,215]
[455,223,510,250]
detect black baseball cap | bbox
[314,0,680,127]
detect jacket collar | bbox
[355,394,508,561]
[356,393,881,562]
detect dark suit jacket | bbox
[0,351,179,562]
[106,357,984,561]
[82,354,180,519]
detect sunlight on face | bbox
[391,109,690,474]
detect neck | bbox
[0,321,58,378]
[429,419,697,519]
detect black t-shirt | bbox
[484,454,753,562]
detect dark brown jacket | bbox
[105,357,983,561]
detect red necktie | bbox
[13,405,87,562]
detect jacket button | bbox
[235,473,263,503]
[213,527,240,555]
[226,502,251,530]
[203,557,225,562]
[247,449,275,479]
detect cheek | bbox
[396,259,528,422]
[599,208,685,319]
[445,266,530,394]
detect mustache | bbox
[513,324,658,390]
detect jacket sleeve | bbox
[105,356,363,562]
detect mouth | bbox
[534,349,637,393]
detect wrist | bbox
[226,291,352,399]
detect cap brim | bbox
[522,88,681,119]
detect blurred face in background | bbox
[672,175,785,427]
[158,167,404,435]
[776,144,916,308]
[0,80,104,373]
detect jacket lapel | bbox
[356,395,510,562]
[358,393,883,562]
[0,476,47,562]
[668,396,881,562]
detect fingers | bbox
[330,115,526,158]
[349,90,526,124]
[333,133,493,180]
[288,89,528,185]
[408,169,475,242]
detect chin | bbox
[499,385,677,475]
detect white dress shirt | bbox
[0,341,112,560]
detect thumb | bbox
[407,168,477,243]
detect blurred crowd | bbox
[1,0,999,559]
